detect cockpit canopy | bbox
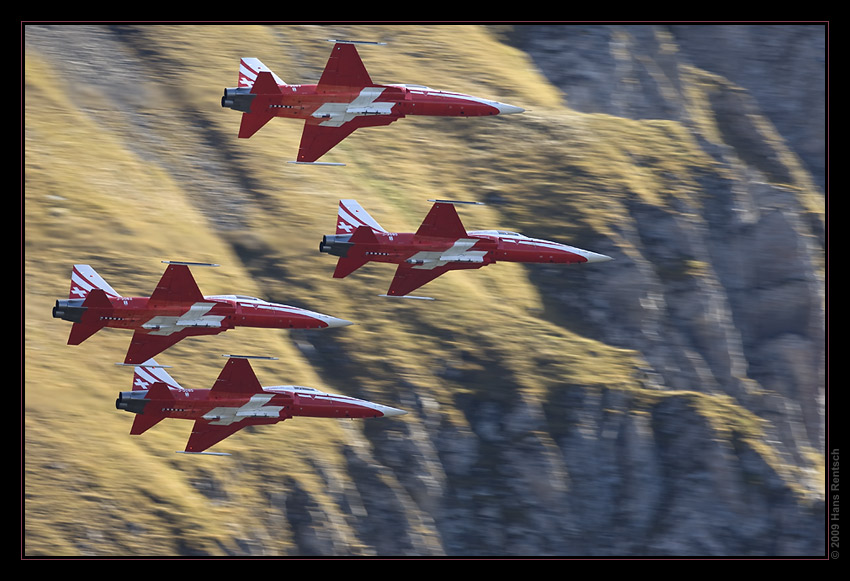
[392,83,435,91]
[469,230,528,238]
[266,385,323,394]
[207,294,266,303]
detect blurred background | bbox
[23,23,826,557]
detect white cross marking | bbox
[407,239,488,270]
[312,88,393,127]
[142,303,225,336]
[204,394,284,425]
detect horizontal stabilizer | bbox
[146,381,176,400]
[81,287,114,309]
[67,322,104,346]
[334,255,369,279]
[66,288,113,344]
[237,71,282,138]
[239,111,275,139]
[250,70,283,95]
[130,382,175,435]
[130,411,167,436]
[349,225,380,244]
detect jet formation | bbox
[117,356,406,455]
[50,39,614,455]
[52,262,351,364]
[320,199,612,298]
[221,40,524,164]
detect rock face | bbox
[24,24,826,556]
[490,24,826,555]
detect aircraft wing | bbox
[415,202,468,239]
[297,122,361,164]
[385,263,455,297]
[297,115,398,163]
[149,264,205,304]
[210,358,263,395]
[295,43,404,162]
[317,42,373,90]
[184,421,248,454]
[386,259,488,297]
[125,330,197,365]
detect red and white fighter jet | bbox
[320,199,613,299]
[52,262,352,364]
[221,40,524,164]
[117,356,406,455]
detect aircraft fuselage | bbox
[53,295,347,333]
[322,230,605,269]
[116,356,406,453]
[227,82,516,124]
[117,385,398,424]
[53,263,353,364]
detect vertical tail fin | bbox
[70,264,121,300]
[238,58,286,88]
[67,322,104,345]
[337,199,387,234]
[132,360,183,391]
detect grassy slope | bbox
[23,24,819,556]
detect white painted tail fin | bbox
[238,58,286,88]
[337,199,387,235]
[131,359,183,392]
[70,265,121,300]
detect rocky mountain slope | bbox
[23,24,826,556]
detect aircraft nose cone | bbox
[584,251,613,263]
[380,405,408,417]
[496,102,525,115]
[324,316,354,328]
